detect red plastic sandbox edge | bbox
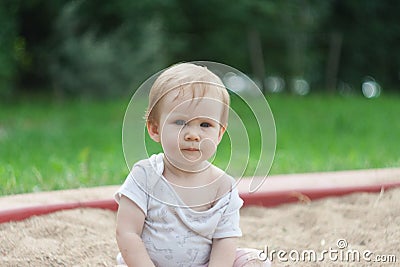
[0,200,117,224]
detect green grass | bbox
[269,94,400,173]
[1,94,399,195]
[0,98,127,195]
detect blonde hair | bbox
[146,63,230,126]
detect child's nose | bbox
[184,129,200,142]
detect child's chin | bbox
[175,159,211,172]
[181,152,201,161]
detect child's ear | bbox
[217,124,227,143]
[147,120,161,142]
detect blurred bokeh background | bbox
[1,0,399,98]
[1,0,399,194]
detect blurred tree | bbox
[158,0,278,92]
[1,0,399,98]
[5,0,165,99]
[13,0,66,95]
[48,0,165,98]
[160,0,332,93]
[158,0,249,69]
[0,1,19,98]
[261,0,331,92]
[323,0,400,91]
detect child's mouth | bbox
[182,148,199,152]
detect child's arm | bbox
[116,195,155,267]
[208,237,237,267]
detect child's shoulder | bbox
[132,153,163,172]
[127,154,164,188]
[209,165,236,197]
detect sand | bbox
[1,188,399,267]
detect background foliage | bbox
[0,0,399,99]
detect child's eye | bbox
[175,120,186,126]
[200,122,211,128]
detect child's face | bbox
[148,90,226,172]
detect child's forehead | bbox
[161,90,225,119]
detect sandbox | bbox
[1,168,399,266]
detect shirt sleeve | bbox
[114,165,149,216]
[213,187,243,239]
